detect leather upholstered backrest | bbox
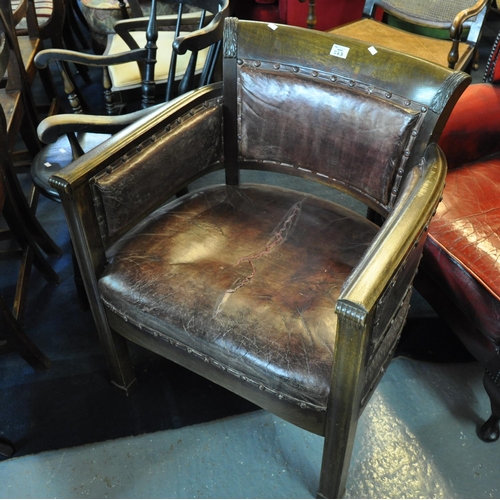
[50,18,472,266]
[90,97,223,242]
[223,19,470,216]
[236,64,421,211]
[85,20,472,245]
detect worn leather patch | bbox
[99,184,379,408]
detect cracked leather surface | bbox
[238,66,419,210]
[424,155,500,343]
[99,184,379,408]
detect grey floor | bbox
[0,357,498,498]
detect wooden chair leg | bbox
[12,242,35,322]
[472,48,480,71]
[318,407,358,499]
[0,297,51,371]
[3,165,62,260]
[1,184,60,324]
[103,327,137,394]
[316,301,371,499]
[3,198,60,285]
[480,371,500,442]
[71,243,89,310]
[25,185,62,258]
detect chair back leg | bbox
[481,371,500,442]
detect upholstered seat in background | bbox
[103,24,210,91]
[331,0,491,71]
[416,30,500,442]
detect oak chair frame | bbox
[49,20,469,497]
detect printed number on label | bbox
[330,44,350,59]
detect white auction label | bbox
[330,44,350,59]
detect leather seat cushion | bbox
[99,183,379,409]
[424,155,500,343]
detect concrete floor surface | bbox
[0,357,498,499]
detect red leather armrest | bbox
[439,84,500,170]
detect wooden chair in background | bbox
[30,0,229,202]
[0,117,60,325]
[0,103,53,366]
[330,0,491,72]
[0,105,54,456]
[1,0,62,127]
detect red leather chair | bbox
[416,29,500,442]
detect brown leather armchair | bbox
[48,20,469,497]
[416,29,500,443]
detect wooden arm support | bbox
[448,0,489,69]
[37,104,165,144]
[338,143,446,316]
[34,47,149,69]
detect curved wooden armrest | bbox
[450,0,489,38]
[338,143,446,316]
[34,47,147,69]
[37,104,165,144]
[448,0,489,68]
[174,7,226,54]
